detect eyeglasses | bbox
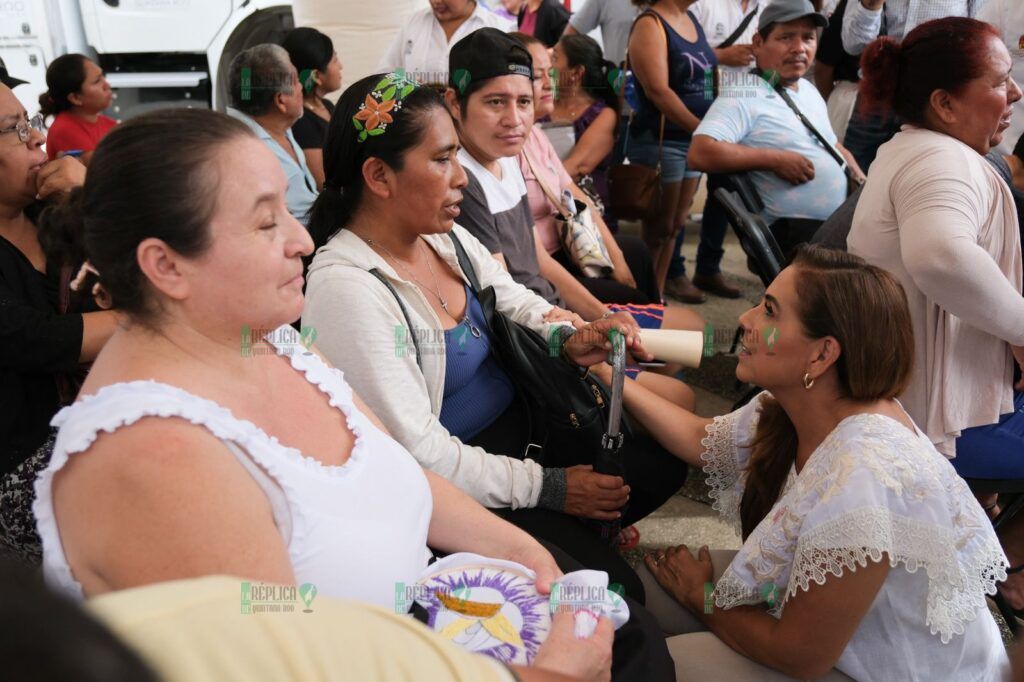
[0,113,47,143]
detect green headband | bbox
[352,70,419,142]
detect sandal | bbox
[616,525,641,552]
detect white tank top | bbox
[33,326,434,608]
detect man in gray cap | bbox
[687,0,864,258]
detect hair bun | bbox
[858,36,902,114]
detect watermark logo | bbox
[548,582,625,617]
[453,69,472,94]
[700,580,779,615]
[240,67,251,101]
[710,69,783,100]
[299,68,317,94]
[607,68,626,95]
[762,326,779,354]
[240,581,317,614]
[240,325,317,357]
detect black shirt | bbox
[291,98,335,151]
[0,233,83,476]
[817,0,861,84]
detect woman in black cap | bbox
[281,26,343,190]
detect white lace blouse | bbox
[702,393,1009,681]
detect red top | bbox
[45,112,118,160]
[520,8,538,35]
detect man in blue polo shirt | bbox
[688,0,864,254]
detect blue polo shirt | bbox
[227,108,318,225]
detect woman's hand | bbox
[643,544,714,614]
[35,156,86,200]
[544,306,586,329]
[506,537,562,596]
[563,313,653,367]
[532,610,613,682]
[610,261,638,290]
[564,465,629,520]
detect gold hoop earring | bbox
[803,373,815,390]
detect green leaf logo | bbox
[299,583,318,612]
[299,326,317,350]
[607,68,625,94]
[454,69,472,94]
[763,326,779,352]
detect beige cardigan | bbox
[849,127,1024,457]
[303,225,569,509]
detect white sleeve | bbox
[568,0,601,34]
[893,151,1024,346]
[700,392,769,532]
[841,0,883,55]
[377,24,408,72]
[303,268,545,510]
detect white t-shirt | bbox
[690,0,763,71]
[693,78,847,223]
[376,4,515,85]
[703,392,1009,682]
[978,0,1024,155]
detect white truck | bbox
[0,0,294,119]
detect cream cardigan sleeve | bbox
[303,268,545,511]
[893,146,1024,346]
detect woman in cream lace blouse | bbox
[620,246,1009,681]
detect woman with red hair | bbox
[848,16,1024,612]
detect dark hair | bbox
[38,53,88,118]
[1013,133,1024,163]
[509,31,544,50]
[307,73,448,251]
[228,43,296,116]
[738,246,915,539]
[0,558,158,681]
[281,27,334,96]
[859,17,1001,124]
[38,108,254,321]
[558,34,620,114]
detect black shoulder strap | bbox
[772,82,847,170]
[368,267,422,371]
[719,3,759,49]
[447,231,482,294]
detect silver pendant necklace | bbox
[364,237,481,338]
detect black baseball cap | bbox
[448,28,533,93]
[0,56,27,89]
[758,0,828,32]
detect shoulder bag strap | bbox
[522,146,571,216]
[368,267,423,371]
[446,231,482,294]
[718,3,759,49]
[772,82,848,170]
[623,10,668,166]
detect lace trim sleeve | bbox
[785,507,1008,643]
[700,411,745,534]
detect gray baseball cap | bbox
[758,0,829,32]
[0,56,27,89]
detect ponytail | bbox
[739,397,797,539]
[857,36,901,117]
[39,54,88,119]
[559,35,621,116]
[306,184,360,254]
[37,187,87,268]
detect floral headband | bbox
[352,70,419,142]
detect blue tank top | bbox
[632,9,717,141]
[438,286,515,441]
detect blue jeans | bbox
[842,101,899,172]
[952,391,1024,479]
[668,174,730,279]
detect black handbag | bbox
[446,233,631,469]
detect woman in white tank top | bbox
[29,107,626,681]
